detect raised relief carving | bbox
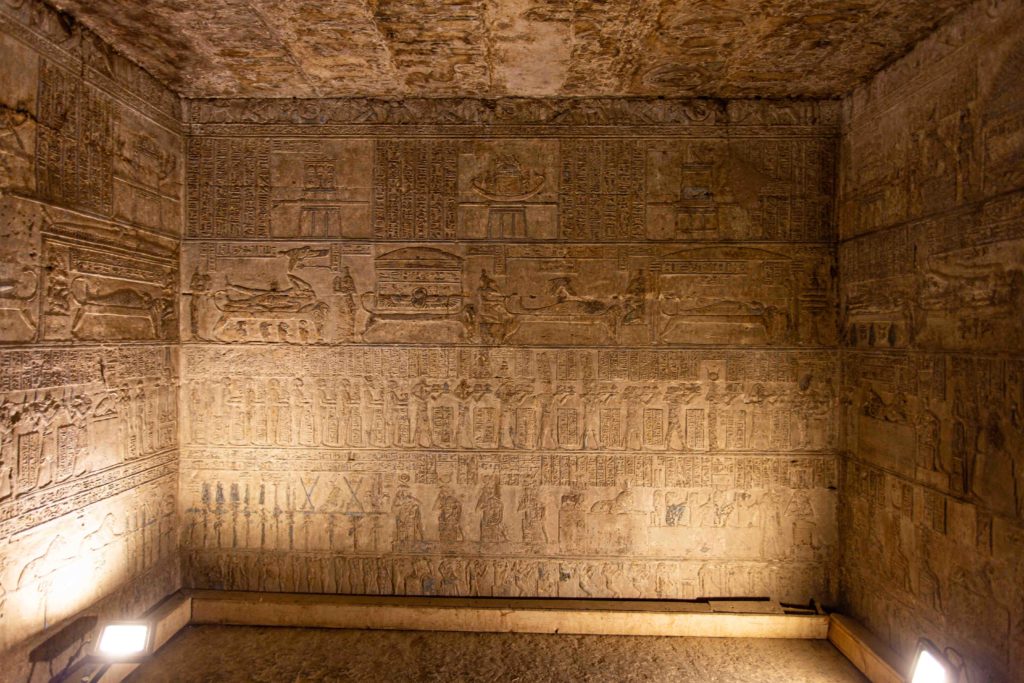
[0,199,41,343]
[36,60,115,216]
[12,29,880,644]
[0,6,182,662]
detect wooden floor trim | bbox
[187,591,830,639]
[827,613,907,683]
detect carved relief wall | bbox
[0,0,181,674]
[180,98,840,603]
[837,0,1024,680]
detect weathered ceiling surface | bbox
[48,0,976,98]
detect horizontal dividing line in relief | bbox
[839,348,1024,361]
[113,176,184,200]
[0,448,179,520]
[0,459,179,540]
[8,192,182,244]
[180,237,836,246]
[836,186,1024,245]
[185,126,838,139]
[0,340,180,351]
[181,342,840,352]
[185,548,833,565]
[181,446,837,458]
[838,451,1024,528]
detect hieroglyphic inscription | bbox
[372,140,458,240]
[186,138,271,238]
[36,60,115,215]
[838,3,1024,678]
[0,0,184,666]
[178,96,841,611]
[559,139,645,240]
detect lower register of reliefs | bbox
[0,344,179,652]
[180,344,837,602]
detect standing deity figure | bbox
[435,485,464,543]
[391,486,423,547]
[476,478,508,543]
[332,266,357,340]
[519,488,548,544]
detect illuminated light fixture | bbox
[911,639,953,683]
[91,620,154,662]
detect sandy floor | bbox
[127,625,867,682]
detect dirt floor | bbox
[126,626,868,682]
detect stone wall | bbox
[179,98,841,603]
[837,0,1024,679]
[0,0,181,675]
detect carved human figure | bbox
[622,269,649,326]
[391,486,423,547]
[0,400,17,500]
[188,268,214,341]
[410,380,436,448]
[761,489,788,558]
[434,485,464,543]
[475,269,516,343]
[915,402,942,472]
[476,478,508,543]
[332,266,357,340]
[518,488,547,544]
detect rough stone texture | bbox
[127,625,868,682]
[837,0,1024,680]
[178,101,840,604]
[0,0,182,678]
[47,0,975,99]
[2,0,1023,679]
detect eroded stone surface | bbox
[126,625,868,682]
[0,0,182,677]
[47,0,975,98]
[837,0,1024,681]
[178,102,840,603]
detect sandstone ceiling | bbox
[49,0,976,98]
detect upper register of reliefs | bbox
[48,0,975,98]
[182,104,837,349]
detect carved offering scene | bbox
[3,0,1024,680]
[182,241,834,348]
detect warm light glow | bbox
[97,623,150,658]
[911,645,950,683]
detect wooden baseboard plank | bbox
[828,613,907,683]
[188,591,829,639]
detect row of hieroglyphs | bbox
[182,346,836,453]
[178,453,835,560]
[0,47,181,234]
[185,550,830,603]
[182,241,835,347]
[185,98,837,127]
[839,188,1024,353]
[0,344,177,535]
[183,136,834,242]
